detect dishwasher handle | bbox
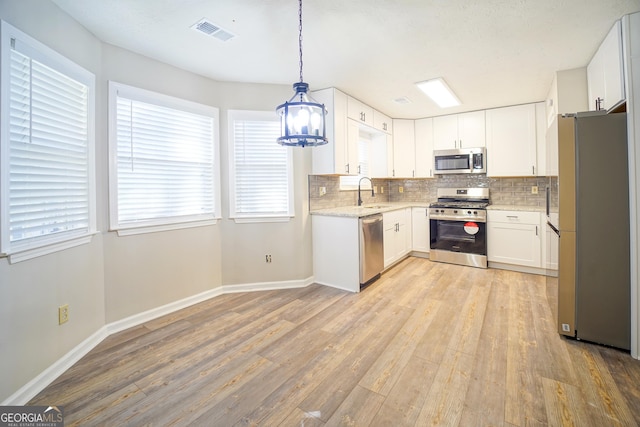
[361,214,383,225]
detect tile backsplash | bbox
[309,174,549,210]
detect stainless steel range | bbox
[429,188,489,268]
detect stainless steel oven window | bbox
[429,219,487,255]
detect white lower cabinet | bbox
[312,215,360,292]
[411,207,430,253]
[383,208,411,267]
[487,210,542,268]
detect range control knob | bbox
[453,210,458,214]
[467,210,472,214]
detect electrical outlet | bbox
[531,186,538,194]
[399,186,404,193]
[319,186,326,196]
[58,304,69,325]
[562,323,571,332]
[380,186,384,194]
[265,254,272,263]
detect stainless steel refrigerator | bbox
[548,111,630,350]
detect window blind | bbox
[114,93,216,227]
[230,114,292,217]
[6,43,91,249]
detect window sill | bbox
[115,219,218,236]
[232,216,292,224]
[7,233,97,264]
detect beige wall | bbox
[0,0,313,402]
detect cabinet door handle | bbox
[459,139,462,148]
[383,123,387,131]
[536,225,538,236]
[596,97,604,111]
[346,164,350,174]
[532,165,535,175]
[507,215,518,219]
[358,165,361,174]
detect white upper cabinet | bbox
[312,88,391,176]
[414,118,434,177]
[433,114,458,150]
[587,20,624,111]
[486,103,537,177]
[370,133,393,178]
[311,88,348,174]
[347,96,374,127]
[535,102,547,176]
[391,119,416,178]
[346,119,361,175]
[545,68,588,126]
[373,110,393,134]
[433,111,486,150]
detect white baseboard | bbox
[220,276,314,294]
[3,327,109,406]
[488,262,548,276]
[105,287,225,335]
[3,276,314,406]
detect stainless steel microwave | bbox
[433,147,486,174]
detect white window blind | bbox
[1,21,96,259]
[228,110,293,220]
[110,82,218,232]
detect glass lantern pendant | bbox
[276,0,328,147]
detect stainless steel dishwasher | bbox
[359,214,384,287]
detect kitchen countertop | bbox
[310,202,429,218]
[312,203,545,217]
[487,205,545,212]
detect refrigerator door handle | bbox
[546,186,550,217]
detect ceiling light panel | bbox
[416,78,461,108]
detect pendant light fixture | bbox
[276,0,327,147]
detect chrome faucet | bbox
[358,177,375,206]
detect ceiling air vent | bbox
[394,97,412,105]
[191,18,235,42]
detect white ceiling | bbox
[51,0,640,119]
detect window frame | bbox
[0,20,97,262]
[227,110,294,223]
[108,81,221,235]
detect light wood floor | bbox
[30,257,640,426]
